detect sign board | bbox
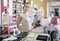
[2,0,9,12]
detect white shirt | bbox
[19,13,29,32]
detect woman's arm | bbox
[16,16,23,33]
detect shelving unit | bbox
[0,0,25,36]
[12,0,24,24]
[8,0,24,35]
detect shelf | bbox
[13,16,16,18]
[9,23,16,26]
[2,22,16,27]
[13,20,16,22]
[0,35,9,38]
[13,1,21,4]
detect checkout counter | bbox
[24,33,50,41]
[21,26,51,41]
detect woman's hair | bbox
[23,4,29,9]
[5,9,7,13]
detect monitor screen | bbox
[36,35,48,41]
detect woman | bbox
[16,4,30,40]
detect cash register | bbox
[24,33,50,41]
[36,34,50,41]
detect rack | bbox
[8,0,24,35]
[0,0,24,36]
[12,0,24,24]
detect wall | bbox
[48,2,60,6]
[47,2,60,17]
[46,0,60,2]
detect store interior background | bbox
[0,0,60,41]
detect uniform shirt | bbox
[19,14,29,32]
